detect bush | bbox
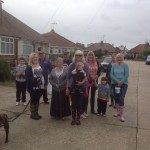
[0,59,11,81]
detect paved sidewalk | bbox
[0,61,150,150]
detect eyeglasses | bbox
[75,55,82,57]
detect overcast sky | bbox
[2,0,150,49]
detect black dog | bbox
[0,114,9,143]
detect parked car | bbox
[146,55,150,65]
[101,56,112,72]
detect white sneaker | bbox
[81,114,87,119]
[83,112,88,117]
[23,102,27,106]
[16,102,19,106]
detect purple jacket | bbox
[39,58,53,86]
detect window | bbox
[0,37,14,54]
[23,40,33,54]
[50,50,53,54]
[58,49,61,53]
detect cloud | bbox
[2,0,150,49]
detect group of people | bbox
[14,48,129,125]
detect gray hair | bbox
[72,50,86,63]
[55,57,63,66]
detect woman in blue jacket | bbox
[110,53,129,122]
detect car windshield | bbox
[103,57,112,63]
[147,56,150,59]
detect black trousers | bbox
[81,95,88,114]
[71,90,83,121]
[42,89,48,102]
[16,81,27,102]
[97,99,107,114]
[89,86,97,113]
[30,89,44,105]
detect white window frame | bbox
[23,40,33,55]
[0,36,14,55]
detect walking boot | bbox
[76,111,81,125]
[35,104,42,119]
[71,109,76,125]
[120,106,125,122]
[114,104,120,117]
[30,104,41,120]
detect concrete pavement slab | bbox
[0,60,150,150]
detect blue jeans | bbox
[112,84,128,106]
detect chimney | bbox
[0,0,3,25]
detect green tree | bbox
[94,49,104,58]
[0,59,11,81]
[143,50,150,57]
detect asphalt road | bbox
[0,60,150,150]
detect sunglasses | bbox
[75,55,82,57]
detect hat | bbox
[75,50,83,56]
[37,47,45,53]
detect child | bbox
[95,77,110,116]
[71,62,86,93]
[15,57,27,106]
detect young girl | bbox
[95,77,110,116]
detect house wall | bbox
[18,40,23,55]
[49,46,77,55]
[35,43,49,54]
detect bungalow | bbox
[129,42,150,58]
[0,6,49,65]
[84,41,120,55]
[42,29,80,57]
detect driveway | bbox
[0,61,150,150]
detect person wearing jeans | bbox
[110,53,129,122]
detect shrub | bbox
[0,58,11,81]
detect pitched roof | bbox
[85,42,119,53]
[130,43,150,53]
[42,30,79,48]
[0,9,48,43]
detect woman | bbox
[84,51,101,116]
[25,53,47,120]
[110,53,129,122]
[49,57,71,119]
[67,50,89,125]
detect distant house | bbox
[42,29,80,56]
[84,41,120,55]
[0,8,48,64]
[130,42,150,58]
